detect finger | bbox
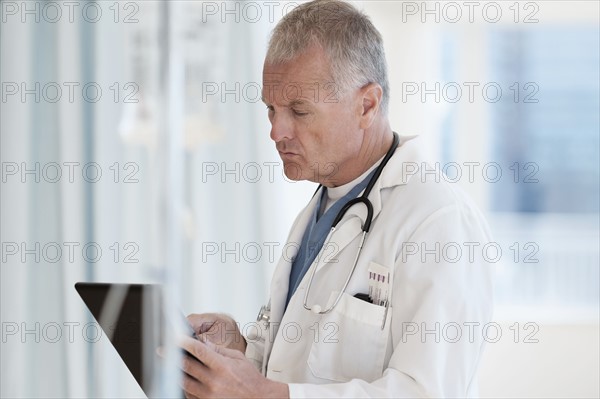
[158,343,210,387]
[180,352,210,382]
[180,335,221,370]
[181,373,206,399]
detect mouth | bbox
[276,146,298,156]
[278,151,299,160]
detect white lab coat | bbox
[245,135,494,398]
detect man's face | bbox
[262,44,363,187]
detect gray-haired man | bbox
[179,1,493,397]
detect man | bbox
[178,1,493,397]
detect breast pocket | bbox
[307,291,392,382]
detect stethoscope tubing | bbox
[303,132,400,314]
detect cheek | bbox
[297,102,354,156]
[293,117,319,146]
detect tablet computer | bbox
[75,282,186,398]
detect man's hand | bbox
[187,313,247,353]
[179,335,289,399]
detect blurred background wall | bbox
[1,1,598,397]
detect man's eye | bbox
[292,109,308,116]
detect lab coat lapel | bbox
[268,187,323,326]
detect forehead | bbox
[262,46,333,103]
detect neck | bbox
[324,122,394,188]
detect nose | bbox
[269,112,293,143]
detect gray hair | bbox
[266,0,390,114]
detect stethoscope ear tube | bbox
[331,132,399,232]
[362,133,400,197]
[332,197,374,232]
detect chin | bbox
[283,167,306,181]
[283,163,305,181]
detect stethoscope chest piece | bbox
[310,304,322,314]
[257,304,271,323]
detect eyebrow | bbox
[289,99,310,107]
[261,97,311,108]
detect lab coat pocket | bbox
[307,291,391,382]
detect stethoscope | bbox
[258,132,400,323]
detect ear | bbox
[358,83,383,129]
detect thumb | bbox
[187,313,218,334]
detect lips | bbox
[278,151,298,160]
[276,144,298,157]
